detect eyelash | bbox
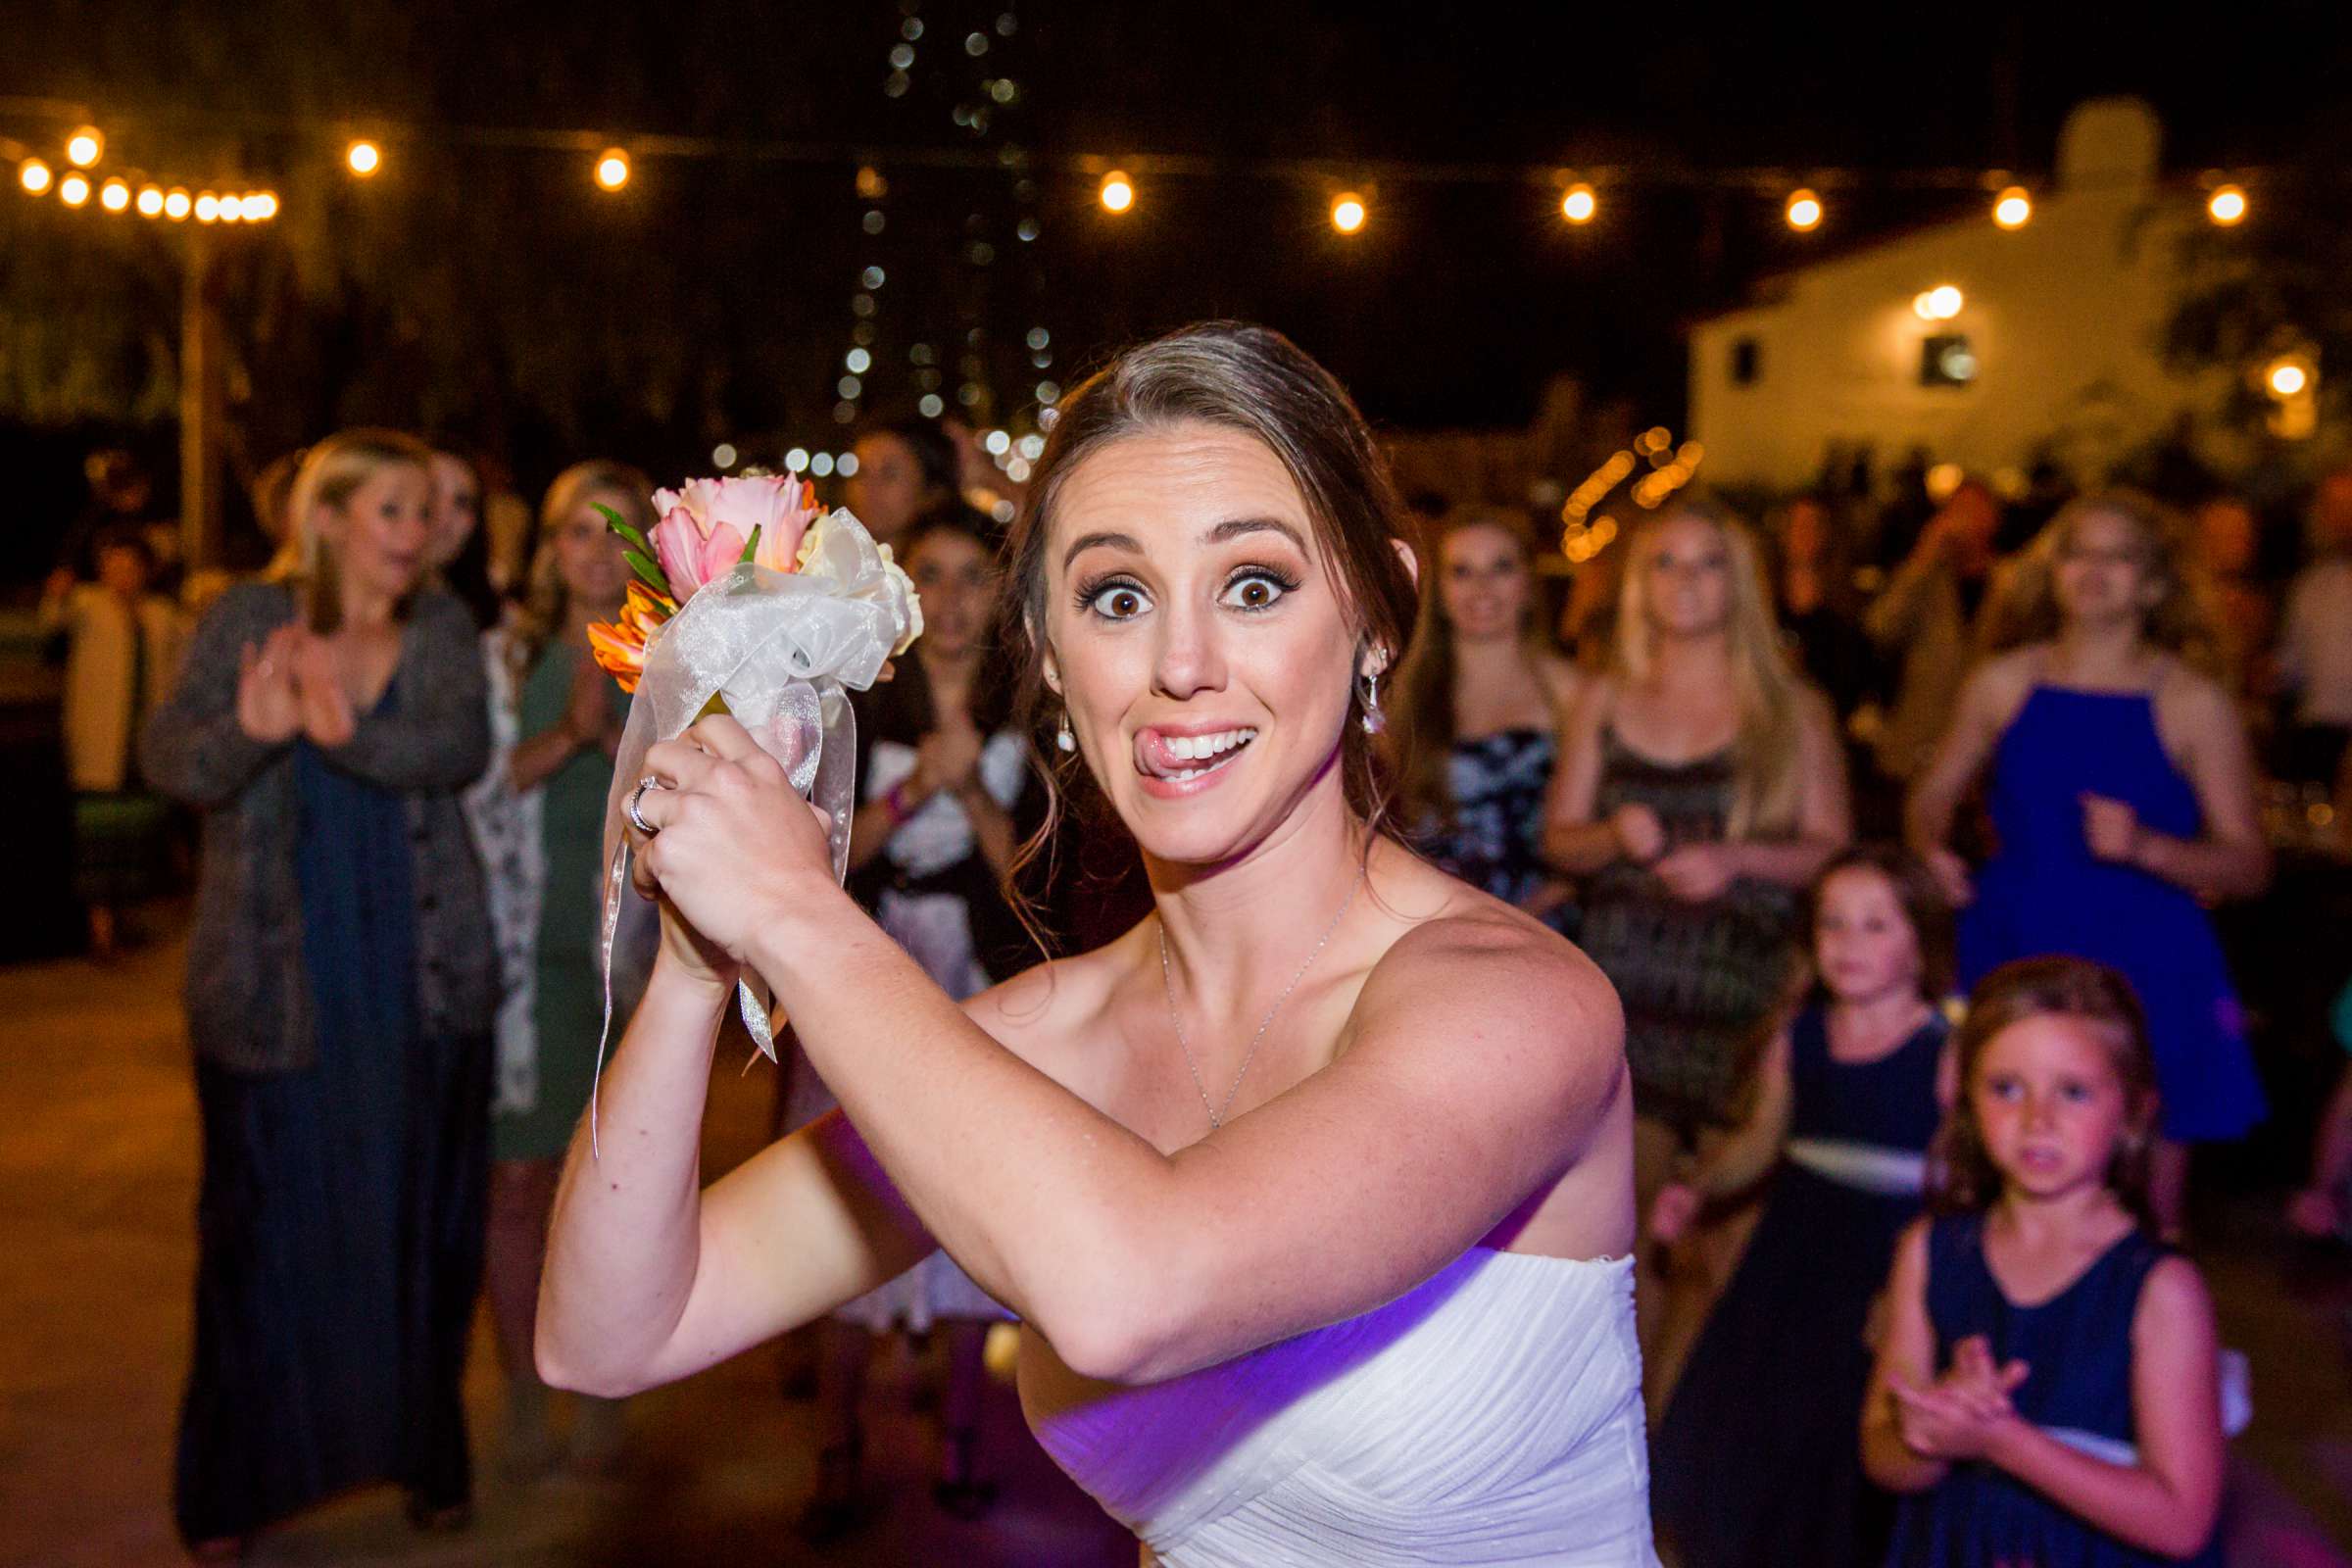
[1073,565,1302,620]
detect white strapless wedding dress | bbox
[1021,1248,1659,1566]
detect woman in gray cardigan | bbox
[142,429,497,1557]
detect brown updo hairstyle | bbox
[1803,843,1956,1004]
[1001,321,1422,874]
[1929,956,2161,1228]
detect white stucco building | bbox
[1688,98,2239,491]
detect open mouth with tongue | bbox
[1137,725,1260,787]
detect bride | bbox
[538,322,1658,1565]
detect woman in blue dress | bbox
[1906,491,2269,1239]
[1389,505,1582,931]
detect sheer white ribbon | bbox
[590,510,917,1151]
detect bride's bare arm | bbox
[533,955,933,1396]
[759,896,1625,1385]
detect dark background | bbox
[3,2,2348,536]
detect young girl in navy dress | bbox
[1865,957,2226,1567]
[1650,846,1954,1568]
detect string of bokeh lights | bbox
[5,116,2260,237]
[12,122,276,224]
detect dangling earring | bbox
[1056,711,1077,753]
[1358,669,1387,735]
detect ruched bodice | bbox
[1021,1249,1658,1566]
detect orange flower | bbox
[585,580,674,694]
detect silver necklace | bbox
[1158,872,1363,1132]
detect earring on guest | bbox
[1056,711,1077,753]
[1358,668,1387,735]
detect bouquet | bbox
[588,474,921,1083]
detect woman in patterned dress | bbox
[1545,497,1851,1411]
[1390,505,1583,933]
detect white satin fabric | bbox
[1022,1249,1660,1567]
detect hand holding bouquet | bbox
[586,473,921,1102]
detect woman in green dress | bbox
[470,460,649,1475]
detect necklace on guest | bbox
[1157,871,1363,1133]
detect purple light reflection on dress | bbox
[1020,1248,1658,1566]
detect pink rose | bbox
[651,499,744,601]
[732,475,822,573]
[649,475,823,597]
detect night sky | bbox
[5,2,2349,482]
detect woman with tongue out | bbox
[541,324,1657,1566]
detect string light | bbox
[99,178,128,213]
[1784,188,1823,231]
[193,192,219,222]
[135,184,162,217]
[2267,359,2308,398]
[1912,284,1963,321]
[1099,170,1133,213]
[65,126,102,169]
[163,188,190,220]
[218,194,243,224]
[1331,192,1367,234]
[59,172,90,208]
[346,139,381,176]
[1991,185,2031,229]
[19,159,51,195]
[2207,184,2246,225]
[1561,182,1596,223]
[594,148,630,191]
[245,192,279,220]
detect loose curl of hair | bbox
[1611,494,1811,837]
[1929,956,2161,1228]
[1979,489,2222,672]
[511,461,656,679]
[1802,843,1957,1006]
[268,428,436,634]
[1390,504,1548,831]
[999,322,1422,904]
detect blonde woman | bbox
[1390,505,1585,930]
[1544,497,1851,1407]
[1908,491,2268,1240]
[466,461,650,1477]
[142,429,494,1553]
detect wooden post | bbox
[177,230,222,574]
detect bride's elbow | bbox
[535,1341,658,1400]
[1030,1264,1197,1386]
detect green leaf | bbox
[622,548,668,595]
[739,524,761,564]
[593,501,653,556]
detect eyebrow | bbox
[1059,515,1308,571]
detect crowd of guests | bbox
[1391,465,2352,1565]
[32,413,2352,1562]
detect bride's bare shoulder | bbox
[958,919,1151,1068]
[1364,855,1620,1051]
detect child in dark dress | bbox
[1650,847,1954,1568]
[1864,957,2226,1567]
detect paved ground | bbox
[3,927,2349,1566]
[0,928,1132,1568]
